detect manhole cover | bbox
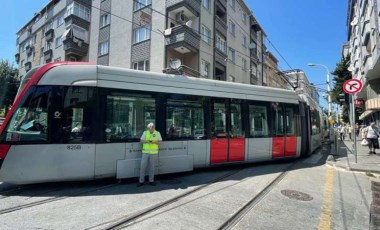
[160,179,182,185]
[281,190,313,201]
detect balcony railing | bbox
[163,65,200,78]
[63,37,89,57]
[45,29,54,42]
[44,49,53,62]
[26,45,34,56]
[165,25,200,52]
[24,62,32,72]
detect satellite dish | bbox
[350,17,358,26]
[170,58,181,69]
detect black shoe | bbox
[149,182,156,186]
[136,182,144,187]
[373,152,377,155]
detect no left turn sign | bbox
[343,79,363,94]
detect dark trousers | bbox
[368,138,379,150]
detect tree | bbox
[0,60,19,116]
[331,55,351,123]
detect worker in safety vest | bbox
[137,122,162,187]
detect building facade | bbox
[15,0,276,87]
[265,51,288,89]
[88,0,267,85]
[15,0,92,80]
[347,0,380,124]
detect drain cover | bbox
[281,190,313,201]
[160,179,182,185]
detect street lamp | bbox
[307,63,332,119]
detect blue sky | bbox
[0,0,347,109]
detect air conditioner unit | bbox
[176,11,188,23]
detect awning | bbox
[359,110,374,120]
[62,28,72,39]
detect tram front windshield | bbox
[1,86,97,143]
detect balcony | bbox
[215,16,227,34]
[26,45,34,56]
[63,37,89,57]
[216,0,226,10]
[64,13,90,30]
[165,25,200,53]
[44,49,53,62]
[166,0,201,17]
[15,53,20,63]
[45,28,54,42]
[163,65,200,78]
[24,61,32,72]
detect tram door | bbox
[272,104,297,158]
[210,99,245,163]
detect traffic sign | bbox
[343,79,363,94]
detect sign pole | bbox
[351,95,357,163]
[343,78,362,164]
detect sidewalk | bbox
[326,135,380,174]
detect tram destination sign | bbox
[343,79,363,94]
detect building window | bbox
[242,58,247,71]
[55,36,63,48]
[201,60,210,78]
[242,35,247,47]
[229,21,235,36]
[202,0,210,10]
[229,0,235,10]
[134,0,152,11]
[250,41,257,55]
[242,12,247,24]
[99,41,109,56]
[56,15,64,27]
[133,26,151,44]
[46,41,52,50]
[100,14,111,27]
[133,60,150,71]
[216,35,226,53]
[201,25,211,44]
[20,60,24,67]
[228,47,235,62]
[45,21,53,31]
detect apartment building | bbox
[283,69,319,104]
[88,0,267,85]
[265,51,288,89]
[15,0,271,86]
[347,0,380,123]
[15,0,92,79]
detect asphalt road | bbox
[0,145,373,229]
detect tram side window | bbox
[4,86,50,142]
[105,93,155,142]
[166,100,204,140]
[50,87,97,143]
[311,108,321,135]
[249,105,269,137]
[271,102,284,136]
[285,107,296,135]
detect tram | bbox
[0,62,323,184]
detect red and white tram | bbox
[0,62,323,184]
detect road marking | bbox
[318,168,334,230]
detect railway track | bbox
[0,182,119,215]
[86,161,297,230]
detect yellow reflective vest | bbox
[142,130,160,154]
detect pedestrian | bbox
[355,123,360,137]
[348,124,353,140]
[339,124,346,141]
[137,122,162,187]
[364,122,380,154]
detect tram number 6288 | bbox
[67,145,82,151]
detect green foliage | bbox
[0,60,19,116]
[331,55,352,123]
